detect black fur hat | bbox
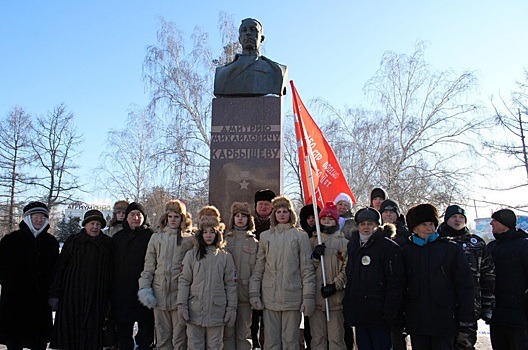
[406,203,439,233]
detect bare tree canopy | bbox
[286,43,487,213]
[30,104,83,210]
[95,107,159,202]
[486,69,528,187]
[0,106,34,232]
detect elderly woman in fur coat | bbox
[49,210,114,350]
[138,200,194,350]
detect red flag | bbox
[290,81,356,208]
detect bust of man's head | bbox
[239,18,265,55]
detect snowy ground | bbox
[0,321,492,349]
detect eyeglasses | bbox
[32,214,47,221]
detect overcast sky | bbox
[1,0,527,217]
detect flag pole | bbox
[304,153,330,321]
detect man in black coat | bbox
[0,202,59,350]
[487,209,528,349]
[343,207,405,350]
[111,202,154,350]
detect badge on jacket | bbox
[361,255,371,266]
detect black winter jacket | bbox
[111,221,154,322]
[438,223,495,320]
[487,228,528,329]
[402,236,474,337]
[343,224,405,329]
[0,222,59,346]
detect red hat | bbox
[319,201,339,223]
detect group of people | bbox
[0,187,526,350]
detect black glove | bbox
[458,321,475,329]
[321,283,336,298]
[49,297,59,311]
[481,309,492,324]
[312,243,326,260]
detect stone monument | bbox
[210,18,287,218]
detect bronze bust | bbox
[214,18,287,97]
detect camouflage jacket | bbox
[438,223,495,320]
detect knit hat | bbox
[333,192,352,208]
[254,189,276,204]
[406,203,439,233]
[370,187,387,201]
[379,199,400,216]
[319,201,339,223]
[491,209,517,230]
[23,201,49,218]
[161,199,192,230]
[82,209,107,227]
[229,202,255,231]
[270,195,298,226]
[444,205,466,223]
[113,200,129,213]
[125,202,146,218]
[354,207,381,225]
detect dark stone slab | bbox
[209,96,283,219]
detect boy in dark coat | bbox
[437,204,495,350]
[111,202,155,350]
[402,204,474,350]
[0,202,59,350]
[343,207,404,350]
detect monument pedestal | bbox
[208,96,283,218]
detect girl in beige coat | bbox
[249,195,316,350]
[137,200,194,350]
[177,206,237,349]
[223,202,259,349]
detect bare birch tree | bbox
[142,14,239,199]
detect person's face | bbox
[203,227,216,245]
[234,213,249,228]
[447,214,466,230]
[358,221,378,235]
[320,216,336,227]
[371,197,384,211]
[167,212,182,229]
[381,210,398,224]
[414,222,436,239]
[239,19,263,51]
[336,201,350,216]
[306,215,316,227]
[127,210,144,230]
[275,207,291,224]
[85,220,102,237]
[490,218,509,235]
[256,200,272,217]
[115,210,125,222]
[31,213,47,230]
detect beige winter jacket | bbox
[310,231,348,311]
[224,229,258,306]
[177,246,237,327]
[138,227,194,310]
[249,223,316,311]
